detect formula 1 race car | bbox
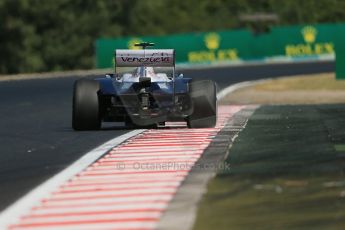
[72,42,217,130]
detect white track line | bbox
[217,78,270,100]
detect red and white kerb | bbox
[8,105,242,230]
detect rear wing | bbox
[115,49,175,67]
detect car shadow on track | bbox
[61,121,189,132]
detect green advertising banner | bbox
[273,24,337,58]
[96,23,345,71]
[334,25,345,79]
[96,29,253,68]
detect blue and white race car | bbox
[72,43,217,130]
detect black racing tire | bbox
[187,80,217,128]
[72,79,101,130]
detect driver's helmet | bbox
[134,66,156,78]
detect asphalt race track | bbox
[0,61,334,212]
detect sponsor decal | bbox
[187,32,239,63]
[119,51,172,64]
[115,50,175,67]
[285,26,334,57]
[120,56,171,63]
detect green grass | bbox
[193,104,345,230]
[254,73,345,91]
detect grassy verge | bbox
[221,73,345,105]
[193,104,345,229]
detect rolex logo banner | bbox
[96,23,343,68]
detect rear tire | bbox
[72,79,101,130]
[187,80,217,128]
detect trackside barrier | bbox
[96,23,345,69]
[335,26,345,79]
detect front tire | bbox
[187,80,217,128]
[72,79,101,130]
